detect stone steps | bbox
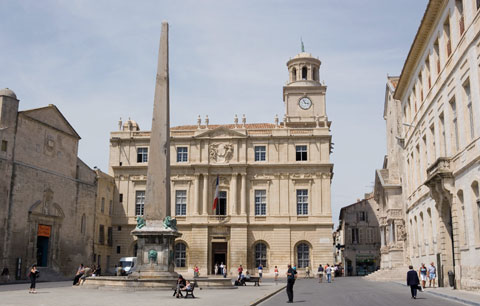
[364,266,409,281]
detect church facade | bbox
[108,51,334,276]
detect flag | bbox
[213,175,219,211]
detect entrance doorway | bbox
[36,236,49,267]
[36,224,51,267]
[212,242,227,274]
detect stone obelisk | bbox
[131,21,181,279]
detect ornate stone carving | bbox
[148,249,158,264]
[209,143,234,163]
[163,216,177,231]
[136,216,146,229]
[397,224,406,241]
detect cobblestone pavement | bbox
[0,279,284,306]
[260,277,471,306]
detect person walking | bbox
[428,262,436,288]
[222,263,227,278]
[407,265,423,299]
[286,264,297,303]
[304,266,310,279]
[419,263,427,289]
[219,262,224,276]
[214,263,219,275]
[325,264,332,283]
[28,264,39,294]
[274,266,279,283]
[258,264,263,283]
[317,264,324,283]
[194,265,200,278]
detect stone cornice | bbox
[394,0,447,101]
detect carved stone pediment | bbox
[209,143,234,163]
[195,126,246,139]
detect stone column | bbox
[194,174,200,215]
[322,174,332,214]
[240,173,247,215]
[230,173,238,215]
[202,174,209,215]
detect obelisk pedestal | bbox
[130,21,181,279]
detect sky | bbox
[0,0,428,226]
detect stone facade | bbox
[93,169,115,275]
[335,195,381,276]
[0,89,98,279]
[378,0,480,289]
[108,51,334,277]
[373,77,407,270]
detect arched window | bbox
[291,68,297,81]
[419,212,424,254]
[301,66,308,80]
[255,243,267,267]
[80,214,86,234]
[175,242,187,267]
[297,243,309,268]
[426,208,433,251]
[472,181,480,239]
[312,67,318,81]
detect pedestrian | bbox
[286,264,297,303]
[222,263,227,278]
[407,265,423,299]
[28,264,39,294]
[238,264,243,279]
[214,263,219,275]
[325,264,332,283]
[220,262,224,276]
[304,266,310,278]
[428,262,436,288]
[317,264,324,283]
[258,264,263,282]
[274,266,279,283]
[194,265,200,278]
[1,267,9,283]
[419,263,427,289]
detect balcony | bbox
[426,157,452,180]
[208,215,231,224]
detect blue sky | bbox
[0,0,428,224]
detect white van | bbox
[119,257,137,275]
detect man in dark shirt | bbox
[407,265,422,299]
[286,264,297,303]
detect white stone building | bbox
[108,51,335,276]
[394,0,480,289]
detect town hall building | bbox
[108,50,335,276]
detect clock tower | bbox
[283,50,328,128]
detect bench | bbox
[184,281,196,298]
[243,276,260,286]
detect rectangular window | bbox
[176,147,188,162]
[137,147,148,163]
[117,226,122,231]
[175,190,187,216]
[107,227,113,246]
[444,17,452,57]
[434,39,440,74]
[1,140,7,152]
[450,98,459,151]
[296,189,308,215]
[429,124,436,163]
[464,81,474,139]
[116,246,121,254]
[99,225,105,245]
[109,200,113,216]
[456,0,464,35]
[255,190,267,216]
[358,211,366,222]
[216,191,227,216]
[296,145,308,161]
[352,228,359,244]
[254,146,266,161]
[119,193,123,203]
[135,191,145,216]
[439,113,447,156]
[101,197,105,213]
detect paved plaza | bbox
[260,277,480,306]
[2,277,480,306]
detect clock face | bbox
[299,97,312,110]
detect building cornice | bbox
[394,0,447,101]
